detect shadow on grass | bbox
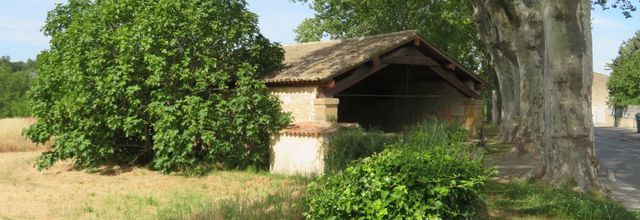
[485,181,639,220]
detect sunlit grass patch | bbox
[486,181,638,220]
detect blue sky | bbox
[1,0,638,75]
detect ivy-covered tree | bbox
[25,0,290,173]
[608,30,640,106]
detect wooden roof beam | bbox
[380,46,480,99]
[428,66,481,99]
[319,57,389,98]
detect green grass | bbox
[484,141,513,155]
[184,187,306,220]
[92,181,308,220]
[481,123,513,156]
[485,181,639,220]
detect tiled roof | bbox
[263,31,418,84]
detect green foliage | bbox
[306,148,491,219]
[25,0,290,173]
[593,0,637,18]
[0,56,35,117]
[488,181,639,220]
[323,127,398,174]
[608,30,640,106]
[306,121,491,219]
[323,119,466,174]
[292,0,484,71]
[400,119,467,150]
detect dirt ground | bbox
[0,152,302,219]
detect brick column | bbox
[314,98,339,122]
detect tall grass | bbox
[401,119,467,148]
[322,118,468,174]
[185,188,306,220]
[0,117,49,152]
[323,127,397,173]
[159,178,308,220]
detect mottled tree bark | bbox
[541,0,598,191]
[472,0,598,190]
[512,2,544,156]
[471,1,520,143]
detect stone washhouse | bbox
[263,30,486,175]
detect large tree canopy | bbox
[608,30,640,106]
[293,0,484,71]
[26,0,290,173]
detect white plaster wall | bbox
[270,87,318,123]
[271,134,325,175]
[592,106,609,127]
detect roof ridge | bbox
[282,30,418,47]
[349,30,418,41]
[281,39,340,47]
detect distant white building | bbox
[592,72,639,128]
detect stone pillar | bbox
[314,98,339,122]
[463,99,484,139]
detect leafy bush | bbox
[323,127,398,173]
[25,0,289,173]
[306,147,491,219]
[306,120,490,219]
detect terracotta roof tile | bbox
[279,122,357,137]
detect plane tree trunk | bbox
[541,0,598,191]
[472,0,598,191]
[471,1,520,144]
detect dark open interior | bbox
[336,64,465,131]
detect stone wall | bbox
[269,86,318,123]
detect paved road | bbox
[595,127,640,210]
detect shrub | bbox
[25,0,290,173]
[323,127,398,174]
[306,146,491,219]
[306,120,490,219]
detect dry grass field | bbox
[0,118,50,152]
[0,152,306,219]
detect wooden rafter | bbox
[319,45,480,99]
[319,57,389,98]
[427,66,481,99]
[381,46,480,99]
